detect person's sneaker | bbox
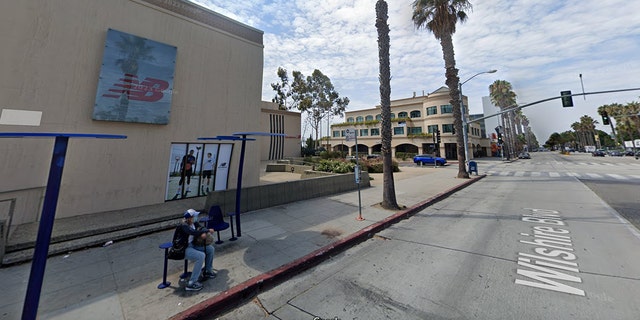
[185,281,203,291]
[199,271,216,281]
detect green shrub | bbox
[361,158,399,173]
[315,159,355,173]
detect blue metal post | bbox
[22,136,68,320]
[234,135,247,237]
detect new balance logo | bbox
[102,74,170,102]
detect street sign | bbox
[345,128,356,142]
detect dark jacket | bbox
[172,222,207,250]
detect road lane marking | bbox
[516,208,585,296]
[606,173,628,180]
[515,171,525,177]
[531,172,541,177]
[586,173,603,178]
[549,172,560,177]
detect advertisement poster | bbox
[166,143,231,201]
[93,29,177,124]
[214,144,233,191]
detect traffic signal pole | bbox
[467,87,640,125]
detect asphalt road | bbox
[219,152,640,319]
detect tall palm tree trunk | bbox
[439,33,468,178]
[376,0,399,209]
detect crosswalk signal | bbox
[601,111,610,125]
[436,129,441,144]
[561,90,574,108]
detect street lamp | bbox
[459,69,497,172]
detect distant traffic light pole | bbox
[467,87,640,125]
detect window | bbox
[410,110,421,118]
[375,114,382,120]
[347,117,354,123]
[370,128,380,136]
[332,130,341,137]
[426,106,437,115]
[356,116,364,122]
[365,115,374,121]
[398,111,408,118]
[440,105,453,114]
[341,130,346,137]
[390,113,395,119]
[442,124,454,133]
[393,127,405,135]
[408,127,422,134]
[427,125,438,133]
[359,129,369,136]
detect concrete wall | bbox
[204,172,370,215]
[0,0,270,224]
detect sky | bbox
[190,0,640,143]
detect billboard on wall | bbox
[93,29,177,124]
[166,143,232,201]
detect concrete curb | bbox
[170,174,486,320]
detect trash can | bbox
[468,161,478,175]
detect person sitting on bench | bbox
[176,209,216,291]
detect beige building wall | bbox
[329,87,490,159]
[260,102,302,160]
[0,0,279,225]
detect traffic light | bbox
[601,111,610,125]
[497,133,503,145]
[561,90,574,108]
[436,129,441,144]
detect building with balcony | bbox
[328,87,490,160]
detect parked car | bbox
[518,152,531,159]
[624,150,635,156]
[608,150,623,157]
[366,154,381,160]
[413,154,447,166]
[592,150,606,157]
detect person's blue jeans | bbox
[185,245,204,284]
[185,243,215,284]
[193,244,215,274]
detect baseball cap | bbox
[183,208,200,219]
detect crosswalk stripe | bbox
[549,172,560,177]
[631,175,640,179]
[566,172,581,178]
[531,172,541,177]
[586,173,603,178]
[514,171,525,177]
[606,173,628,180]
[499,171,510,176]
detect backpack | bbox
[167,225,186,260]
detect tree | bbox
[545,132,563,150]
[114,33,156,120]
[489,80,517,159]
[376,0,400,210]
[412,0,472,179]
[271,69,349,148]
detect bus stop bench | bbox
[157,242,191,289]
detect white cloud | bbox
[190,0,640,142]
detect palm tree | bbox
[489,80,517,159]
[412,0,472,179]
[114,33,156,120]
[376,0,400,210]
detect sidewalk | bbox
[0,162,490,320]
